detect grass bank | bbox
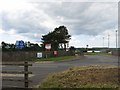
[38,65,119,88]
[84,52,112,56]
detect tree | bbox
[9,44,15,49]
[1,41,15,51]
[86,45,89,48]
[86,45,89,52]
[69,46,76,51]
[30,43,41,51]
[41,26,71,51]
[1,41,6,49]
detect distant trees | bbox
[41,26,71,51]
[1,41,42,51]
[1,26,71,51]
[69,46,76,51]
[85,45,89,52]
[26,42,41,51]
[1,41,15,50]
[1,41,6,49]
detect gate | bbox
[2,61,32,88]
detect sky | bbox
[0,0,119,48]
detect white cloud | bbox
[0,1,118,47]
[0,0,36,12]
[70,29,117,48]
[0,28,5,34]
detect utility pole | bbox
[116,30,118,49]
[103,37,104,48]
[108,33,110,48]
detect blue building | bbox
[15,40,24,49]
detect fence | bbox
[2,51,37,61]
[111,49,120,56]
[2,51,75,61]
[2,61,32,88]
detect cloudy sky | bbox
[0,0,118,48]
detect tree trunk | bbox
[64,43,66,51]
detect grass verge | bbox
[84,52,112,56]
[38,65,119,88]
[33,56,77,61]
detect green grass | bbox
[38,65,119,88]
[34,56,76,61]
[84,52,112,56]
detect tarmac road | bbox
[2,55,118,88]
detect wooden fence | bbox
[2,61,32,88]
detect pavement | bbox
[2,55,119,88]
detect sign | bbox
[45,44,51,50]
[15,40,24,49]
[54,51,58,55]
[37,52,42,58]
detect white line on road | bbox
[19,66,24,67]
[1,74,34,77]
[1,65,6,67]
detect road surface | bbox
[2,55,118,88]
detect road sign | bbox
[54,51,58,55]
[45,44,51,50]
[15,40,24,49]
[37,52,42,58]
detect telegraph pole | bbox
[103,37,104,48]
[108,34,110,48]
[116,30,118,49]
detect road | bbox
[2,55,118,88]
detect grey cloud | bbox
[37,2,92,20]
[36,2,117,35]
[2,10,49,38]
[2,2,118,41]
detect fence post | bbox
[24,61,28,88]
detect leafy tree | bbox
[1,41,15,51]
[9,44,15,49]
[69,46,76,51]
[1,41,6,49]
[41,26,71,51]
[86,45,89,52]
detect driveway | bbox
[2,55,118,88]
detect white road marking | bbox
[2,65,6,67]
[0,65,6,68]
[35,61,54,64]
[1,74,34,77]
[19,66,24,67]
